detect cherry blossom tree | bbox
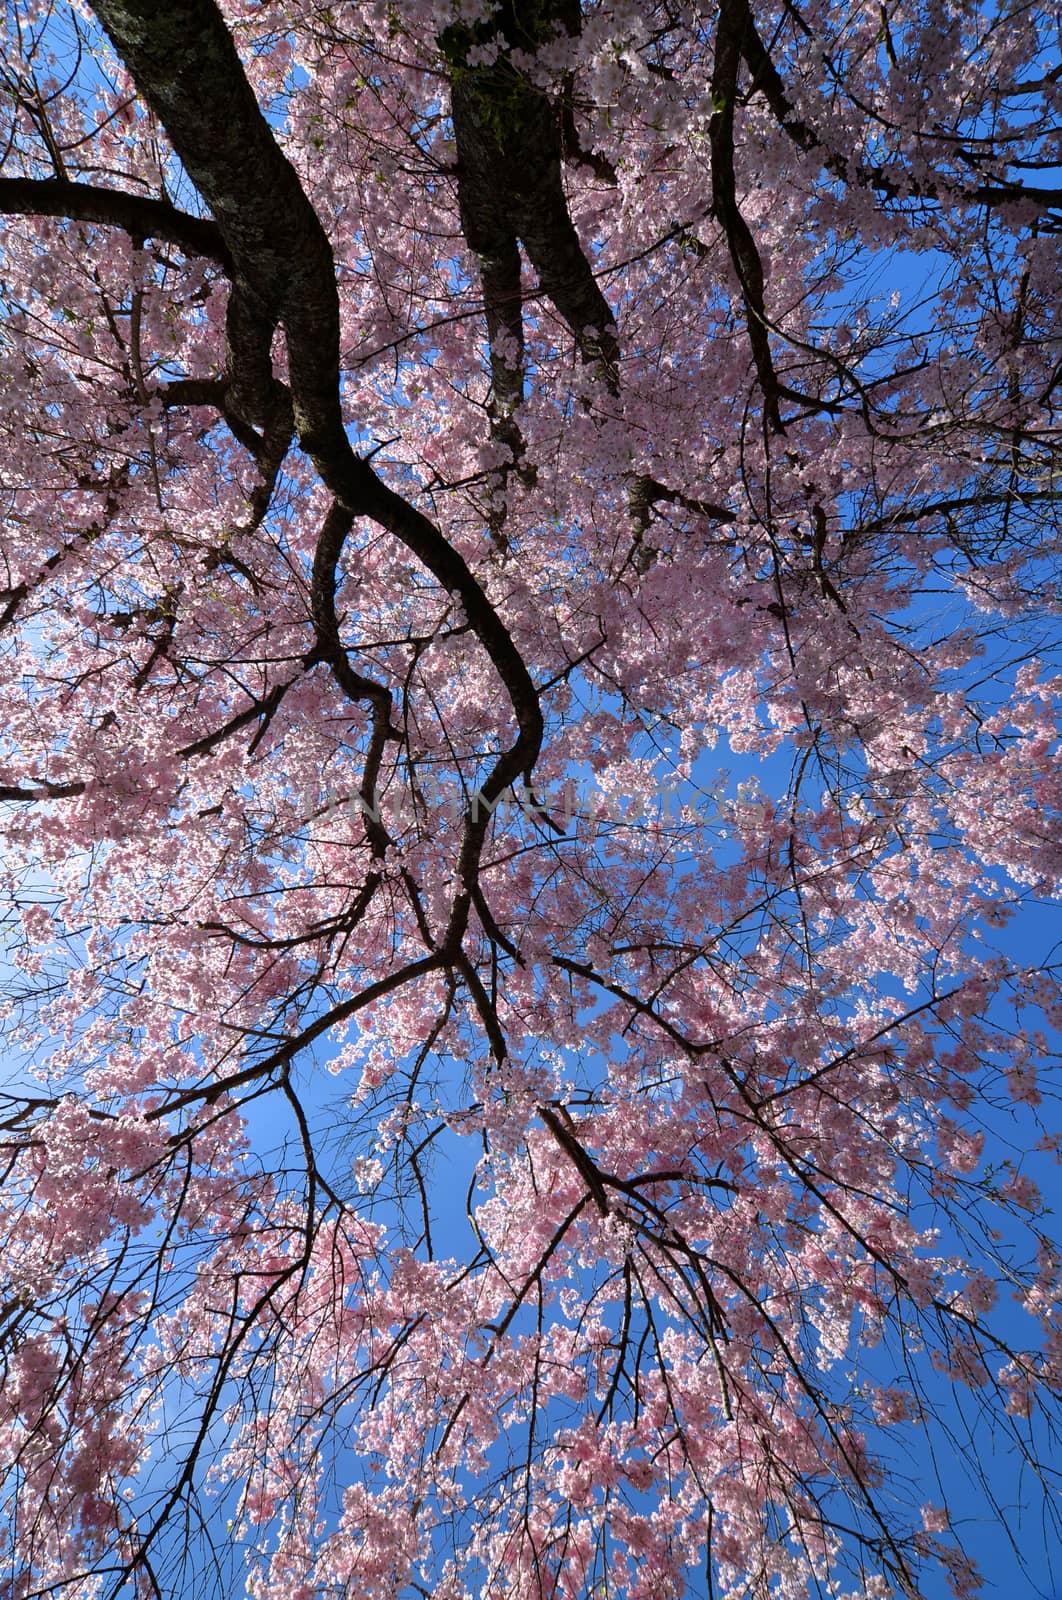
[1,0,1061,1597]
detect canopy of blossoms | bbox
[1,2,1061,1598]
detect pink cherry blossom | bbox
[0,0,1060,1597]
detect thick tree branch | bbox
[444,0,619,404]
[0,176,227,261]
[711,0,785,433]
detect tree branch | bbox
[0,176,227,261]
